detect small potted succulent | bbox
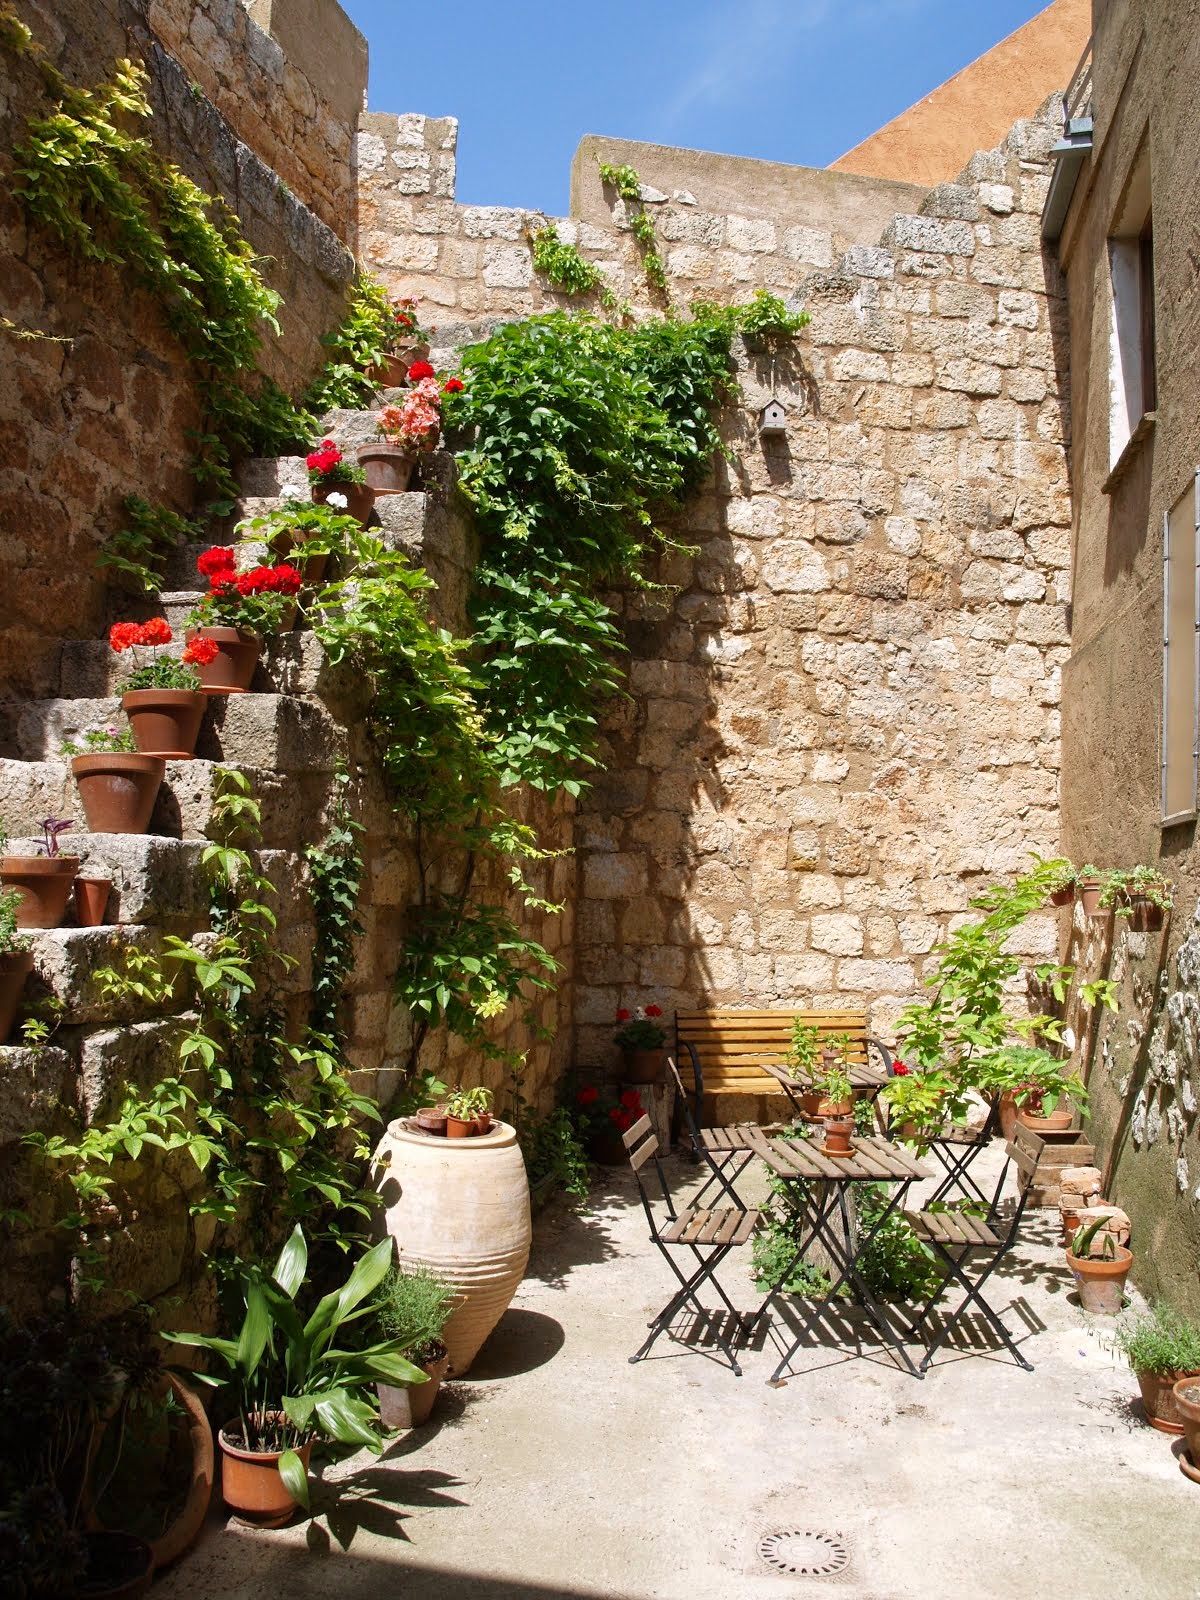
[306,437,375,526]
[62,725,163,835]
[110,618,211,758]
[358,366,453,494]
[374,1266,458,1430]
[186,547,303,692]
[0,817,81,927]
[1066,1215,1133,1315]
[370,295,433,387]
[0,884,33,1041]
[168,1227,423,1527]
[445,1085,494,1139]
[1043,859,1077,907]
[614,1002,667,1084]
[1111,1303,1200,1434]
[814,1049,855,1157]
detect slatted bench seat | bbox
[674,1008,893,1128]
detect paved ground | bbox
[159,1147,1199,1600]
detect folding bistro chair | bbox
[623,1113,764,1376]
[902,1128,1045,1372]
[913,1095,1002,1208]
[665,1052,755,1209]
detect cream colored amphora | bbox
[372,1117,532,1375]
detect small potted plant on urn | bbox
[614,1002,667,1085]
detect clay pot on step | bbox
[217,1426,313,1528]
[1066,1243,1132,1314]
[377,1344,450,1431]
[74,876,112,927]
[121,688,207,758]
[621,1048,664,1085]
[1078,876,1105,916]
[1171,1380,1200,1472]
[373,1118,531,1375]
[0,950,33,1042]
[369,344,430,388]
[72,754,164,835]
[185,627,260,693]
[1,855,81,928]
[312,480,375,526]
[357,442,417,495]
[1137,1368,1200,1435]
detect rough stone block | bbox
[919,183,981,222]
[0,1046,71,1144]
[0,759,72,833]
[26,926,173,1024]
[884,215,976,256]
[199,693,343,773]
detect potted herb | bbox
[0,885,33,1041]
[110,619,210,758]
[62,726,163,835]
[186,547,303,693]
[374,1266,458,1430]
[445,1085,494,1138]
[1037,856,1077,907]
[1066,1215,1132,1315]
[1122,865,1172,932]
[168,1227,424,1527]
[814,1048,855,1157]
[1112,1303,1200,1433]
[369,295,433,387]
[785,1018,823,1118]
[358,369,448,494]
[0,817,80,927]
[306,437,374,526]
[614,1002,667,1084]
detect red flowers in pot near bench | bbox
[186,547,302,693]
[110,618,211,758]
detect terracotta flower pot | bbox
[1078,876,1105,916]
[1138,1368,1200,1435]
[185,627,260,694]
[370,345,430,387]
[1171,1378,1200,1467]
[74,876,112,927]
[1066,1244,1133,1314]
[1018,1106,1073,1134]
[797,1090,823,1120]
[377,1347,451,1431]
[415,1107,448,1137]
[218,1427,313,1528]
[446,1115,474,1139]
[357,441,416,494]
[1049,883,1076,907]
[312,480,375,526]
[121,688,207,759]
[0,949,33,1042]
[621,1048,664,1085]
[822,1114,855,1157]
[268,528,330,587]
[1,854,80,928]
[1127,896,1165,933]
[72,753,164,835]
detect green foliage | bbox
[520,1106,591,1200]
[737,286,810,343]
[122,656,201,691]
[1111,1302,1200,1376]
[304,275,400,413]
[375,1265,457,1362]
[168,1226,425,1503]
[598,161,666,295]
[60,726,136,756]
[528,222,616,308]
[444,1085,493,1119]
[0,886,30,957]
[98,496,198,596]
[854,1185,942,1302]
[305,778,364,1038]
[785,1019,822,1078]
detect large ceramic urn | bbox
[372,1118,532,1375]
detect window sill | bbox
[1103,411,1157,495]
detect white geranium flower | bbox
[280,484,303,501]
[326,491,348,509]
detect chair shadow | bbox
[522,1176,628,1294]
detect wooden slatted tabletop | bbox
[737,1127,929,1184]
[759,1059,889,1093]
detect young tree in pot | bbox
[0,817,81,927]
[168,1226,424,1527]
[1111,1303,1200,1434]
[785,1019,823,1118]
[186,548,303,692]
[306,438,374,526]
[62,726,164,836]
[374,1266,458,1430]
[0,885,33,1042]
[110,618,210,759]
[614,1002,667,1084]
[1066,1215,1133,1316]
[814,1053,855,1157]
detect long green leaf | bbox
[273,1224,307,1299]
[313,1391,380,1449]
[235,1278,273,1382]
[303,1236,393,1348]
[277,1447,310,1511]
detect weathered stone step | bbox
[59,631,330,699]
[0,1046,71,1144]
[4,692,344,774]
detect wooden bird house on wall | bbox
[758,398,787,438]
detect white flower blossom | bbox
[279,484,303,501]
[326,491,348,510]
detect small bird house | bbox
[758,398,787,437]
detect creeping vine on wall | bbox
[598,162,668,296]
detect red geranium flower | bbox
[892,1060,910,1077]
[197,547,236,579]
[140,616,172,646]
[443,376,464,394]
[306,439,342,473]
[108,621,143,653]
[576,1085,599,1107]
[182,637,220,667]
[616,1008,631,1022]
[619,1089,642,1111]
[644,1004,663,1018]
[613,1110,634,1132]
[407,360,435,382]
[394,311,413,328]
[270,564,303,596]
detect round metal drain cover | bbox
[757,1528,849,1578]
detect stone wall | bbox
[0,1,354,701]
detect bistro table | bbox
[739,1125,931,1381]
[759,1056,891,1121]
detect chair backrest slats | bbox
[622,1113,653,1148]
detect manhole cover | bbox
[757,1528,850,1578]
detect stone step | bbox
[59,630,330,699]
[4,692,344,773]
[0,1045,71,1144]
[5,832,207,926]
[0,757,337,847]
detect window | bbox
[1107,142,1155,476]
[1162,472,1200,826]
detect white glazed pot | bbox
[372,1117,532,1375]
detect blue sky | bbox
[342,0,1057,215]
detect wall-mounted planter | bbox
[122,689,207,758]
[1127,896,1165,932]
[1078,877,1105,916]
[72,754,164,834]
[1,855,80,928]
[185,627,260,694]
[620,1049,664,1085]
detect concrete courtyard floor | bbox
[159,1147,1199,1600]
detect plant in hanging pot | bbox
[62,725,163,836]
[0,817,81,928]
[1036,856,1077,907]
[445,1084,494,1138]
[1077,864,1108,917]
[1066,1215,1133,1316]
[1120,865,1173,932]
[0,885,33,1043]
[186,548,303,693]
[306,437,375,525]
[110,618,209,759]
[374,1266,458,1430]
[167,1226,424,1528]
[369,295,434,387]
[1111,1303,1200,1434]
[614,1002,667,1084]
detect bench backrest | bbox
[675,1008,871,1092]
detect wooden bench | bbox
[673,1008,892,1127]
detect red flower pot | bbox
[185,627,260,694]
[357,442,416,495]
[121,688,207,758]
[72,753,164,834]
[312,480,375,526]
[74,876,112,926]
[218,1428,313,1528]
[1,855,81,928]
